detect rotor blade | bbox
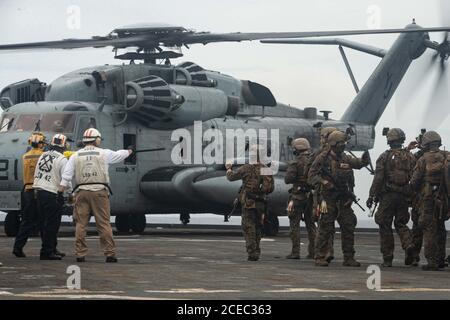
[0,34,153,51]
[2,26,450,52]
[422,65,449,128]
[259,38,387,57]
[183,26,450,45]
[395,52,435,119]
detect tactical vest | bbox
[73,146,109,192]
[384,149,412,192]
[242,164,264,196]
[329,154,353,192]
[22,148,43,191]
[33,150,66,194]
[292,154,310,195]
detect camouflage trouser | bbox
[288,198,317,256]
[437,222,447,265]
[410,204,423,257]
[241,202,265,259]
[324,229,335,259]
[374,192,413,261]
[315,197,357,260]
[418,197,447,265]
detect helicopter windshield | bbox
[40,113,75,133]
[4,113,76,133]
[0,114,15,133]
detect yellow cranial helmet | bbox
[28,132,46,146]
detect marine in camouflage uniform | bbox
[366,128,415,267]
[226,145,275,261]
[308,127,338,262]
[285,138,316,259]
[406,139,426,266]
[410,131,449,271]
[308,131,370,267]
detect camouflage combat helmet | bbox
[320,127,338,142]
[291,138,310,151]
[327,131,348,146]
[386,128,406,143]
[421,131,441,148]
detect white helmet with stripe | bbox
[51,134,67,148]
[82,128,102,143]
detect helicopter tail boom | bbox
[340,24,427,125]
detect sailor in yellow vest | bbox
[33,134,70,260]
[12,132,45,258]
[59,128,133,263]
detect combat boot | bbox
[12,248,26,258]
[381,259,393,267]
[438,259,447,269]
[106,256,118,263]
[411,256,420,267]
[315,259,329,267]
[325,255,334,263]
[248,256,259,261]
[404,245,415,266]
[343,258,361,267]
[286,253,300,259]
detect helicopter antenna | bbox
[34,119,41,132]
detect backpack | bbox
[424,151,446,185]
[385,149,411,187]
[444,153,450,198]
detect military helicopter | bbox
[0,22,449,236]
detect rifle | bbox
[134,147,165,153]
[225,197,240,222]
[368,201,378,218]
[319,168,366,212]
[225,186,242,222]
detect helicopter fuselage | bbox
[0,62,375,224]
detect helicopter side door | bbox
[109,123,138,213]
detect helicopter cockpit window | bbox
[40,113,75,133]
[0,114,15,133]
[76,117,97,143]
[14,114,41,132]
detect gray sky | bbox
[0,0,448,226]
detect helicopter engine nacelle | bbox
[125,76,238,129]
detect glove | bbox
[321,179,334,191]
[127,145,136,153]
[320,200,328,214]
[286,200,294,215]
[366,196,374,209]
[407,141,418,151]
[362,151,370,165]
[57,192,65,207]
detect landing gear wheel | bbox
[115,214,131,233]
[263,211,279,236]
[180,212,190,225]
[4,212,21,237]
[130,214,146,234]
